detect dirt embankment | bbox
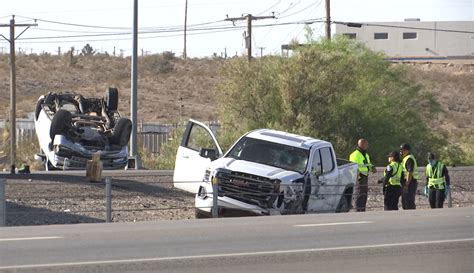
[0,55,472,128]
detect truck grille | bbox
[217,171,280,208]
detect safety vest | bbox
[384,161,402,186]
[402,154,419,180]
[426,162,446,189]
[349,149,372,176]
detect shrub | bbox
[217,36,446,165]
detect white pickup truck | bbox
[173,119,358,218]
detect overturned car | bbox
[34,88,132,170]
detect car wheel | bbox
[49,109,72,140]
[111,118,132,146]
[336,194,350,213]
[195,209,211,219]
[105,87,118,112]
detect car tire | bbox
[111,118,132,146]
[49,109,72,140]
[105,87,118,112]
[195,209,211,219]
[336,194,351,213]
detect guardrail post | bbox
[0,179,6,227]
[105,177,112,222]
[212,178,218,218]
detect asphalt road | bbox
[0,207,472,272]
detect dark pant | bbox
[384,185,401,210]
[354,175,368,212]
[429,187,445,208]
[402,180,417,210]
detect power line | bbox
[17,19,323,41]
[14,25,257,44]
[256,0,282,16]
[279,0,320,19]
[225,13,277,61]
[15,15,227,31]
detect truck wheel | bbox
[195,209,211,219]
[111,118,132,146]
[105,87,118,111]
[336,195,351,213]
[50,109,72,139]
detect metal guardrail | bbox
[0,168,472,226]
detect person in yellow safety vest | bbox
[400,143,418,210]
[425,152,451,209]
[377,151,403,210]
[349,139,376,212]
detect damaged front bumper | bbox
[195,182,282,217]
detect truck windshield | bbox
[227,137,309,173]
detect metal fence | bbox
[0,120,220,154]
[0,167,472,227]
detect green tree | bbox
[217,36,447,165]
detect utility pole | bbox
[130,0,141,169]
[258,46,265,57]
[225,13,276,62]
[325,0,331,40]
[0,16,37,174]
[183,0,188,59]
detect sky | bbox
[0,0,472,57]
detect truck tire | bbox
[195,209,211,219]
[336,193,351,213]
[111,118,132,146]
[105,87,118,112]
[49,109,72,140]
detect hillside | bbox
[0,53,222,123]
[0,54,472,162]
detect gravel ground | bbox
[1,168,472,226]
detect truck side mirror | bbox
[199,148,218,161]
[312,166,322,177]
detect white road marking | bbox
[294,221,373,227]
[0,238,472,270]
[0,236,62,242]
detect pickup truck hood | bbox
[210,157,303,183]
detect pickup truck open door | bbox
[173,119,222,193]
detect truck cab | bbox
[173,119,358,218]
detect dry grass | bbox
[0,54,472,166]
[0,54,221,123]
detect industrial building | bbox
[335,20,473,59]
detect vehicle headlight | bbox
[273,179,282,192]
[203,169,211,182]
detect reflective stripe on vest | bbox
[426,162,446,189]
[384,162,402,186]
[402,154,419,180]
[349,150,371,176]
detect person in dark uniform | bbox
[425,152,450,209]
[378,151,403,210]
[349,139,377,212]
[400,143,418,210]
